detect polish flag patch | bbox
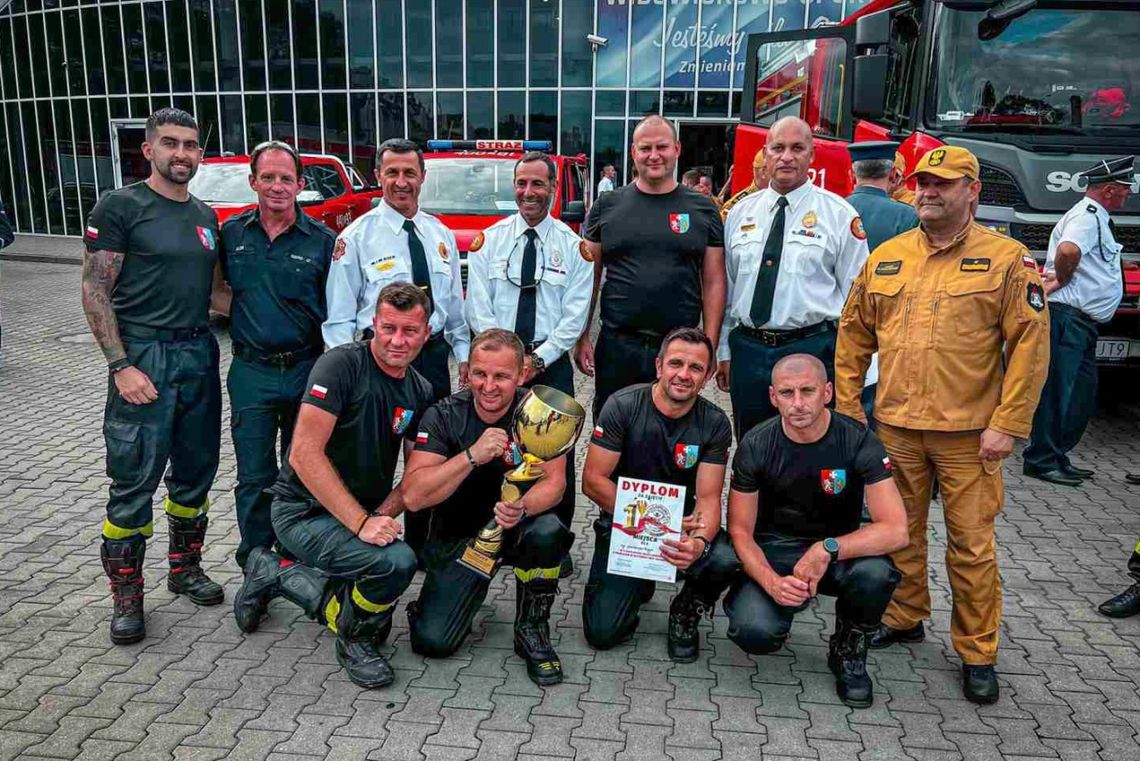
[85,225,98,239]
[882,456,892,470]
[416,431,429,445]
[310,384,328,400]
[592,426,604,439]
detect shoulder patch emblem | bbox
[579,240,594,262]
[850,217,867,241]
[875,260,902,276]
[1023,253,1039,269]
[1026,282,1045,312]
[960,257,991,272]
[332,238,347,261]
[438,242,449,261]
[468,231,485,253]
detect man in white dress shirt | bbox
[716,117,869,439]
[465,151,592,570]
[1023,155,1133,486]
[323,138,470,403]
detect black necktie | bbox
[515,228,538,345]
[403,219,434,314]
[749,196,789,327]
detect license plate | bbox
[1096,339,1129,361]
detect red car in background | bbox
[420,140,590,277]
[188,153,384,232]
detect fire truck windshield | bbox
[928,7,1139,136]
[420,157,520,216]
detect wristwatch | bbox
[823,537,840,563]
[108,358,132,375]
[529,353,546,375]
[693,534,712,562]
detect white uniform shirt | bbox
[719,181,869,361]
[464,212,593,367]
[1044,196,1124,323]
[597,177,614,196]
[322,199,470,361]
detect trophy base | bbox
[456,547,500,580]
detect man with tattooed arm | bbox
[81,107,230,645]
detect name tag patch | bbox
[875,260,902,276]
[960,257,991,272]
[740,223,756,232]
[369,254,398,272]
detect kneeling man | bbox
[401,329,570,686]
[725,354,907,707]
[582,327,738,662]
[232,283,435,689]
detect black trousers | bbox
[1023,302,1099,475]
[408,512,569,657]
[724,535,899,655]
[582,513,740,649]
[101,331,221,539]
[227,355,315,568]
[530,353,577,531]
[592,327,662,420]
[271,496,418,606]
[402,334,454,553]
[728,326,836,441]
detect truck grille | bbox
[1010,223,1139,254]
[979,163,1027,208]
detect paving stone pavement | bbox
[2,258,1140,761]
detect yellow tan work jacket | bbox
[835,222,1050,438]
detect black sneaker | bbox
[868,622,924,650]
[1098,583,1140,619]
[962,664,999,704]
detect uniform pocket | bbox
[868,278,907,343]
[946,273,1003,336]
[784,235,829,276]
[281,255,325,301]
[103,419,141,482]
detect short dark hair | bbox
[632,114,678,142]
[377,138,425,174]
[658,327,714,365]
[145,107,198,142]
[681,169,701,185]
[250,139,302,179]
[470,328,525,368]
[515,151,556,182]
[376,281,430,319]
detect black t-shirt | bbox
[413,388,529,542]
[731,412,893,541]
[84,182,219,329]
[273,341,435,509]
[591,384,732,516]
[583,184,723,336]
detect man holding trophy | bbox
[401,329,583,686]
[581,327,738,662]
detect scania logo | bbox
[1046,170,1140,193]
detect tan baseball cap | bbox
[752,150,766,169]
[907,146,979,182]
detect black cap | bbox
[1082,156,1135,186]
[847,141,901,163]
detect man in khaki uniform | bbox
[834,146,1049,705]
[720,150,770,221]
[890,152,916,206]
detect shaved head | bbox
[765,117,814,194]
[772,353,828,385]
[633,114,678,142]
[768,117,813,145]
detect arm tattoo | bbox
[80,249,127,364]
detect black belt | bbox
[361,328,444,343]
[119,323,210,342]
[232,342,323,367]
[607,325,666,345]
[737,320,835,348]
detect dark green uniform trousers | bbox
[592,327,662,420]
[227,355,316,568]
[101,328,221,539]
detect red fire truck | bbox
[732,0,1140,367]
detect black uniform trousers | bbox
[531,352,577,531]
[101,326,221,539]
[593,327,663,420]
[227,354,316,568]
[724,535,899,654]
[408,512,569,657]
[271,496,418,606]
[728,325,836,441]
[583,513,740,649]
[1023,302,1099,475]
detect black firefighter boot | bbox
[330,594,397,689]
[101,536,147,645]
[166,514,225,606]
[234,546,285,633]
[828,619,875,708]
[668,583,715,663]
[514,578,563,686]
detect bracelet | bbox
[354,513,371,537]
[464,448,476,467]
[108,358,132,374]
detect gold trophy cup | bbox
[457,385,586,579]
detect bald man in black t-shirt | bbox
[726,354,908,708]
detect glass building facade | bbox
[0,0,874,236]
